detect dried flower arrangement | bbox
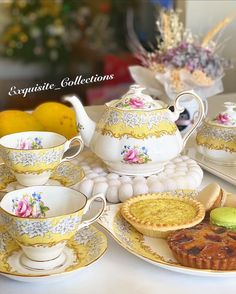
[129,9,234,101]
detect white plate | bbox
[98,202,236,277]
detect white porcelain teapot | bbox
[64,85,204,176]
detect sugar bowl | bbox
[196,102,236,165]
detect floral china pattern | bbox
[0,226,107,275]
[0,147,64,174]
[116,97,157,110]
[96,109,177,140]
[12,192,49,218]
[11,215,81,239]
[121,145,151,164]
[213,113,236,126]
[51,161,85,186]
[196,123,236,152]
[16,137,43,150]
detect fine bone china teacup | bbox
[0,186,106,270]
[0,131,84,186]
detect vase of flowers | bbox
[129,9,234,132]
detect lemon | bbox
[0,110,44,137]
[33,102,77,139]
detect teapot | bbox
[196,101,236,165]
[64,85,204,176]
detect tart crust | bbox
[167,222,236,270]
[121,193,205,238]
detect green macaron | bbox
[210,207,236,230]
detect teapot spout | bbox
[63,95,96,147]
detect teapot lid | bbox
[209,102,236,127]
[110,84,166,110]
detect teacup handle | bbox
[78,193,106,230]
[61,135,84,163]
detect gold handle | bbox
[174,90,205,149]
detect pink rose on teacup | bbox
[217,113,230,124]
[124,149,139,163]
[15,198,32,217]
[129,98,144,109]
[18,139,31,150]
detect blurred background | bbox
[0,0,235,110]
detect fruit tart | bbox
[121,193,205,238]
[167,222,236,270]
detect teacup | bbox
[0,131,84,186]
[0,186,106,270]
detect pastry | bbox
[121,193,205,238]
[197,183,226,212]
[224,193,236,208]
[210,207,236,230]
[167,222,236,270]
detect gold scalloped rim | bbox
[121,193,205,237]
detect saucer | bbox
[0,161,84,191]
[0,225,107,282]
[98,195,236,277]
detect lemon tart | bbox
[121,193,205,238]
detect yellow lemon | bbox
[0,110,44,137]
[33,102,77,139]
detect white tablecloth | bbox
[1,99,236,293]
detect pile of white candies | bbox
[73,151,203,203]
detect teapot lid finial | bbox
[113,84,165,110]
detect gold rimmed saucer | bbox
[0,161,84,191]
[0,225,107,282]
[98,191,236,277]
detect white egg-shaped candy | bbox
[99,172,108,177]
[148,181,165,193]
[94,176,107,183]
[165,164,175,170]
[106,186,119,203]
[107,173,119,180]
[79,179,94,198]
[163,168,174,176]
[173,171,186,177]
[181,155,189,161]
[87,172,99,179]
[177,162,187,167]
[157,174,168,181]
[164,179,177,190]
[133,176,146,183]
[186,159,196,165]
[92,167,104,173]
[186,176,198,189]
[175,166,188,173]
[188,171,201,182]
[119,183,133,202]
[133,182,148,196]
[147,175,158,185]
[92,182,108,196]
[175,176,188,189]
[173,157,182,163]
[189,167,203,175]
[120,176,131,183]
[108,179,121,186]
[81,165,90,172]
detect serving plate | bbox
[186,147,236,186]
[98,201,236,277]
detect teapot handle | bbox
[174,90,205,149]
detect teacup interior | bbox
[0,186,87,218]
[0,131,66,150]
